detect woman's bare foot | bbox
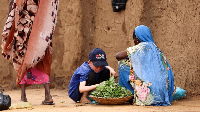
[21,97,28,102]
[44,84,53,103]
[80,97,91,104]
[45,95,53,103]
[21,84,27,102]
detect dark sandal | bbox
[42,100,55,105]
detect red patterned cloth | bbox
[19,66,50,85]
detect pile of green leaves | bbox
[91,76,133,98]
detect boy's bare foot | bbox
[80,97,91,104]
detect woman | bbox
[116,25,174,106]
[1,0,59,105]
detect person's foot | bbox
[42,94,54,105]
[21,97,28,102]
[45,95,53,103]
[42,100,55,105]
[20,84,27,102]
[80,97,91,104]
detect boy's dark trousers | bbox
[86,69,110,86]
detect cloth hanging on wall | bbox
[112,0,127,12]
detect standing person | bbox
[1,0,59,105]
[68,48,117,103]
[116,25,174,106]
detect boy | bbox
[68,48,117,103]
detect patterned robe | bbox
[1,0,59,86]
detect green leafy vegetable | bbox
[91,76,133,98]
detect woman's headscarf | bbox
[135,25,154,43]
[129,25,174,105]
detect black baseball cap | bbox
[89,48,108,66]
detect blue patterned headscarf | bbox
[130,25,174,106]
[135,25,154,43]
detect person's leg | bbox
[44,83,53,103]
[20,84,27,102]
[85,72,96,86]
[80,92,90,103]
[79,72,96,103]
[96,69,110,83]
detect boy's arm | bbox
[79,81,99,93]
[105,66,118,78]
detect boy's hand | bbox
[100,81,105,85]
[109,68,117,78]
[105,66,118,79]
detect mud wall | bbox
[0,0,199,95]
[140,0,200,95]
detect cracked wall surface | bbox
[0,0,200,95]
[140,0,200,95]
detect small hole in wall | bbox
[107,27,110,31]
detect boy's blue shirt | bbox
[68,62,106,102]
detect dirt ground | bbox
[0,88,199,112]
[1,0,200,96]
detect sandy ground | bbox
[0,88,199,112]
[1,0,200,99]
